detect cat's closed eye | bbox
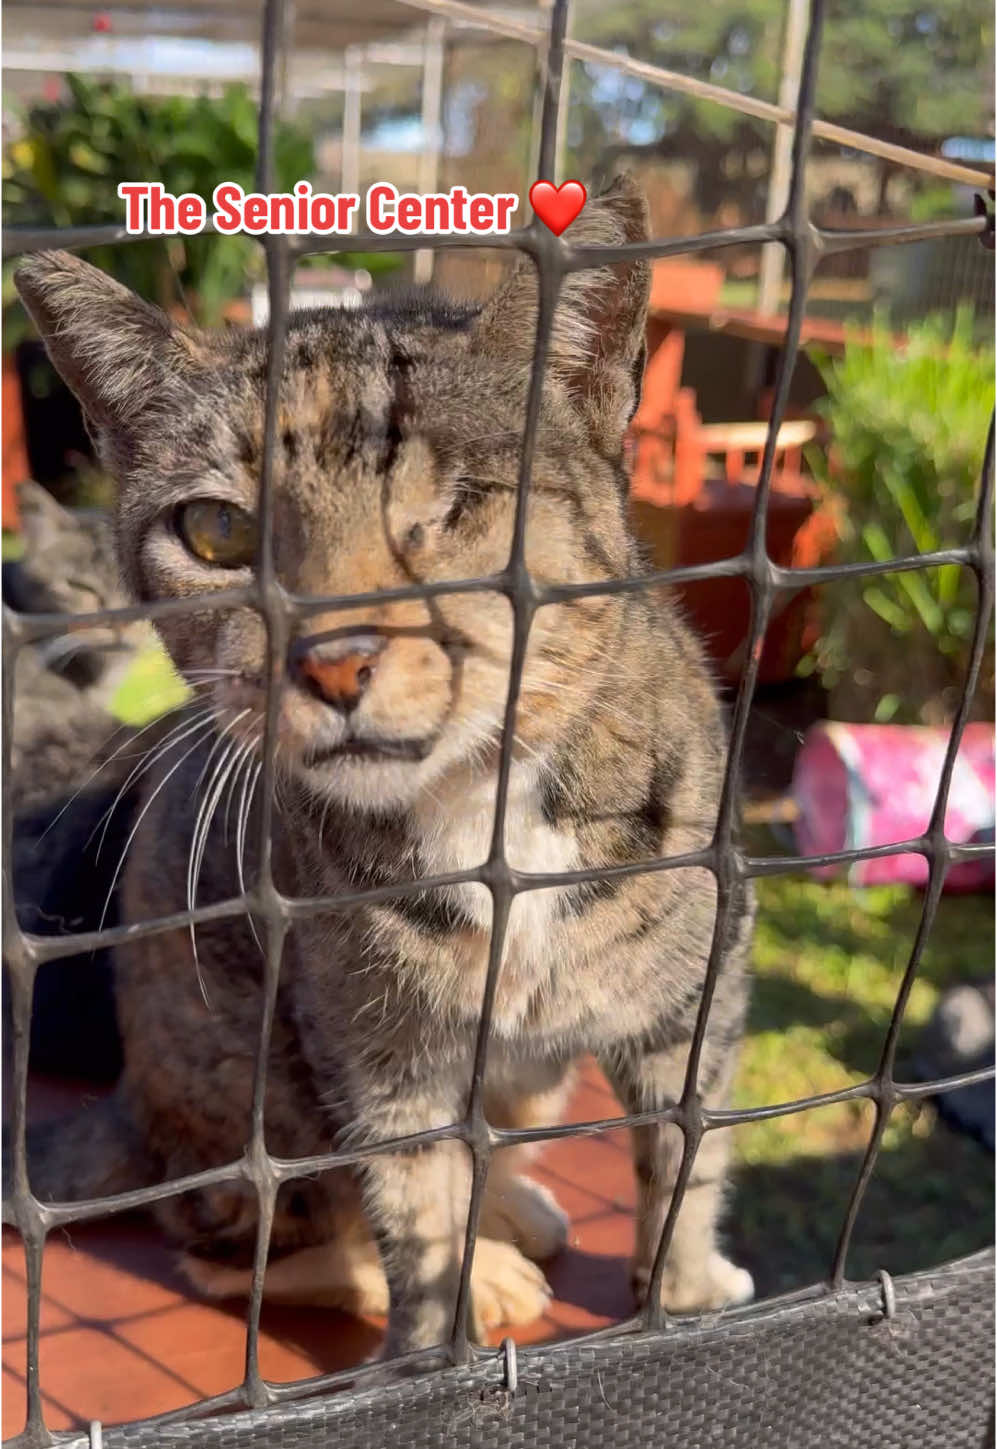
[62,577,106,611]
[175,499,257,568]
[442,476,513,531]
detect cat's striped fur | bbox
[15,176,753,1355]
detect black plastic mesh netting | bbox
[2,0,994,1446]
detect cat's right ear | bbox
[16,480,73,549]
[14,251,203,439]
[470,174,651,459]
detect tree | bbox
[564,0,994,215]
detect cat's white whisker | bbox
[89,706,222,859]
[223,730,262,844]
[236,757,264,954]
[98,716,220,936]
[317,792,333,854]
[30,687,213,847]
[511,732,545,765]
[190,708,250,802]
[31,718,147,845]
[185,710,252,1000]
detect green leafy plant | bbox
[802,308,994,724]
[3,74,397,344]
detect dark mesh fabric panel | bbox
[101,1255,994,1449]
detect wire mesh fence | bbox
[2,0,994,1444]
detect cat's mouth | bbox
[302,734,435,766]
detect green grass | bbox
[728,875,994,1296]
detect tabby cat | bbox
[14,175,754,1355]
[6,481,153,1080]
[6,480,146,816]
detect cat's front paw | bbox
[470,1236,553,1331]
[480,1174,570,1261]
[632,1250,754,1313]
[178,1252,251,1301]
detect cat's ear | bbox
[16,480,74,551]
[14,251,203,439]
[471,173,651,455]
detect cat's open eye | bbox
[175,500,257,568]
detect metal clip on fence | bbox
[501,1337,519,1395]
[877,1269,897,1323]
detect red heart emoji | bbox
[529,179,587,236]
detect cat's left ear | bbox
[14,251,204,444]
[471,173,651,457]
[15,480,74,551]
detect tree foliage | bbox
[570,0,993,143]
[564,0,993,213]
[3,75,399,345]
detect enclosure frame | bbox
[2,0,995,1444]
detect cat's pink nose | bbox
[295,642,382,713]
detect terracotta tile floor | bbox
[3,1060,639,1438]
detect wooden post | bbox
[414,19,447,286]
[756,0,809,317]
